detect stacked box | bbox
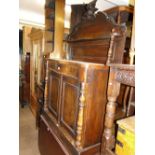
[115,116,135,155]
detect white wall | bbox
[19,9,45,28]
[19,0,134,28]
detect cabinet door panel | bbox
[48,70,61,118]
[60,76,80,137]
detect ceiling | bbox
[19,0,134,29]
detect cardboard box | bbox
[115,116,135,155]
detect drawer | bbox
[47,59,107,82]
[48,61,66,72]
[38,116,66,155]
[48,60,80,80]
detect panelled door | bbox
[47,70,62,120]
[60,75,80,137]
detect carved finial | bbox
[82,0,98,20]
[106,28,120,65]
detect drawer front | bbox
[48,60,80,80]
[60,75,80,137]
[38,117,66,155]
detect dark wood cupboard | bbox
[38,1,127,155]
[29,28,45,118]
[19,52,30,107]
[40,59,109,155]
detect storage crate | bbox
[115,116,135,155]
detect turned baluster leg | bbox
[101,69,120,154]
[75,82,86,149]
[102,96,117,154]
[122,86,130,114]
[44,61,49,111]
[129,11,135,65]
[106,32,115,65]
[106,29,120,65]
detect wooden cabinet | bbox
[23,26,32,55]
[29,28,45,117]
[19,52,30,106]
[20,26,31,107]
[40,59,109,155]
[39,1,127,155]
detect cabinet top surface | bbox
[110,63,135,70]
[47,58,107,69]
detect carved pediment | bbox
[64,2,127,64]
[82,0,98,20]
[66,11,126,42]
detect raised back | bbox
[65,1,127,64]
[104,6,133,24]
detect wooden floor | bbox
[19,104,40,155]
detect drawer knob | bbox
[57,66,60,70]
[38,99,43,104]
[47,127,50,131]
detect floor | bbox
[19,105,40,155]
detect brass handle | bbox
[38,99,43,104]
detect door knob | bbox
[57,66,60,70]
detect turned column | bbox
[106,29,120,65]
[44,60,49,111]
[117,10,121,24]
[101,68,120,154]
[75,82,86,149]
[129,11,135,65]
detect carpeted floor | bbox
[19,105,40,155]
